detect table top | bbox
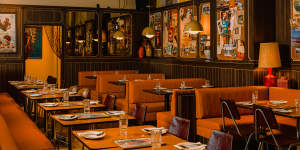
[22,90,82,100]
[236,100,300,119]
[72,125,187,150]
[39,101,105,111]
[85,75,97,79]
[108,81,127,86]
[51,111,135,126]
[9,81,45,90]
[143,89,174,95]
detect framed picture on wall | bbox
[25,26,42,58]
[0,13,16,53]
[163,9,178,57]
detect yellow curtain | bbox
[44,26,62,58]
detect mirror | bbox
[102,12,132,56]
[65,11,99,56]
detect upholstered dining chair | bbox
[254,104,300,150]
[207,130,233,150]
[168,116,190,140]
[220,99,254,150]
[103,94,116,110]
[78,88,90,99]
[47,76,57,84]
[131,103,147,125]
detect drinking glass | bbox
[155,82,161,90]
[252,90,258,104]
[49,84,55,95]
[151,129,162,149]
[295,99,300,113]
[119,113,128,137]
[147,74,152,80]
[83,99,90,113]
[63,91,69,103]
[122,75,127,81]
[205,80,210,86]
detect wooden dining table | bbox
[72,125,189,150]
[38,101,105,136]
[51,111,135,150]
[236,100,300,139]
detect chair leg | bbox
[258,142,263,150]
[244,133,254,150]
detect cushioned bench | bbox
[117,78,206,121]
[78,70,137,89]
[0,93,54,150]
[96,73,165,100]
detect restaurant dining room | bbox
[2,0,300,150]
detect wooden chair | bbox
[131,103,147,125]
[47,76,57,84]
[254,105,300,150]
[103,94,116,110]
[220,99,254,150]
[168,116,190,140]
[207,130,233,150]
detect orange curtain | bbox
[44,26,62,58]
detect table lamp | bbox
[258,42,281,87]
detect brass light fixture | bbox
[142,4,155,39]
[184,0,203,34]
[113,0,125,40]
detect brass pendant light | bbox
[113,0,125,40]
[184,0,203,34]
[142,4,155,39]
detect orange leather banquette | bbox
[78,70,137,89]
[116,78,206,121]
[96,73,165,100]
[0,93,54,150]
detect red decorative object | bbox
[277,76,288,88]
[264,68,277,87]
[138,46,145,59]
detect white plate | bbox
[174,142,207,150]
[78,131,105,140]
[142,127,168,135]
[56,115,77,120]
[42,103,58,107]
[57,88,68,91]
[90,100,99,105]
[202,85,214,88]
[105,111,125,116]
[23,90,36,93]
[180,86,193,89]
[270,100,287,105]
[69,92,77,95]
[236,102,253,106]
[153,87,167,90]
[273,109,292,113]
[29,94,42,97]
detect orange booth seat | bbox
[78,70,137,89]
[117,78,206,121]
[0,93,54,150]
[96,73,165,101]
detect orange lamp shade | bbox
[258,42,281,68]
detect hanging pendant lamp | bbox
[142,4,155,39]
[184,0,203,34]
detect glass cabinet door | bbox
[199,2,211,59]
[163,9,178,57]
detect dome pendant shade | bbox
[184,20,203,34]
[142,26,155,39]
[113,30,125,40]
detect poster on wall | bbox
[179,6,197,58]
[150,12,162,57]
[0,14,16,53]
[199,3,211,59]
[291,0,300,60]
[216,0,245,60]
[163,9,178,57]
[25,27,42,58]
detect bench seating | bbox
[78,70,137,89]
[117,78,206,121]
[0,93,54,150]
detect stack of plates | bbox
[77,131,105,140]
[142,127,168,134]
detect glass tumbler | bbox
[119,113,128,137]
[252,90,258,104]
[83,99,90,114]
[151,129,162,149]
[295,99,300,113]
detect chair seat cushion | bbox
[276,116,297,127]
[0,114,18,150]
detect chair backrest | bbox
[253,104,278,130]
[220,99,242,136]
[103,94,116,110]
[47,76,57,84]
[168,116,190,140]
[207,130,233,150]
[131,103,147,124]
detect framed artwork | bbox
[0,13,16,53]
[216,0,245,60]
[25,27,42,58]
[179,6,197,58]
[163,9,178,57]
[199,3,211,59]
[291,0,300,61]
[150,12,162,57]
